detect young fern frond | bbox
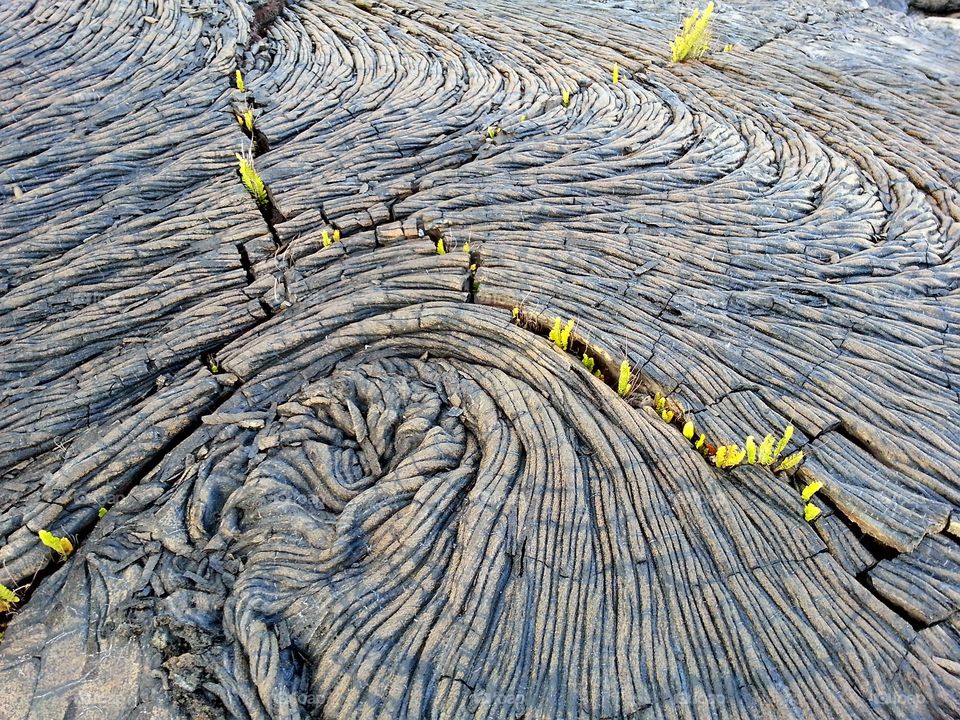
[745,435,757,464]
[561,89,571,107]
[617,360,632,397]
[235,69,245,92]
[0,583,19,612]
[548,318,574,351]
[436,238,446,254]
[774,424,794,459]
[715,444,746,469]
[757,433,776,465]
[559,318,574,350]
[236,152,267,207]
[682,421,695,440]
[237,109,254,133]
[777,451,805,472]
[801,480,823,501]
[804,503,822,522]
[612,63,619,84]
[39,529,73,560]
[670,2,714,63]
[582,354,595,373]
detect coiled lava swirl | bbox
[0,0,958,718]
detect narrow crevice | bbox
[236,242,256,284]
[854,569,926,631]
[466,250,480,303]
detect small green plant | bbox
[98,507,108,518]
[671,2,714,63]
[710,423,803,471]
[801,480,823,501]
[237,108,254,133]
[0,583,20,613]
[654,393,675,422]
[714,443,746,469]
[548,318,575,351]
[582,353,595,373]
[436,238,446,255]
[561,89,571,107]
[777,451,804,472]
[804,503,821,522]
[39,529,73,560]
[235,69,245,92]
[487,126,500,139]
[581,353,603,379]
[617,360,632,397]
[236,151,267,207]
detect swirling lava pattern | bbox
[0,1,958,719]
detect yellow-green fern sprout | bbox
[612,63,619,84]
[660,409,674,423]
[745,435,757,464]
[559,319,574,350]
[757,433,776,465]
[548,318,574,351]
[549,318,562,346]
[237,109,254,133]
[617,360,632,397]
[715,444,746,469]
[0,583,19,612]
[322,230,331,247]
[39,529,73,560]
[804,503,822,522]
[582,354,596,374]
[235,69,245,92]
[682,420,695,440]
[670,2,714,63]
[236,152,267,207]
[98,507,108,518]
[437,238,446,255]
[774,424,794,459]
[561,89,570,107]
[801,480,823,501]
[777,451,805,473]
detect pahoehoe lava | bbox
[0,0,958,718]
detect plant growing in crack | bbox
[39,529,73,561]
[671,2,714,63]
[581,353,603,379]
[0,583,19,613]
[549,318,575,352]
[237,108,255,134]
[617,359,633,397]
[236,147,268,207]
